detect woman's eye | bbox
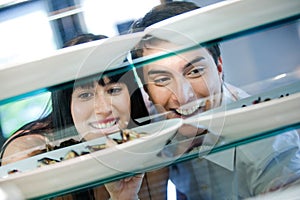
[153,77,171,86]
[78,92,94,100]
[107,86,122,95]
[186,67,205,78]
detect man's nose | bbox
[172,78,195,105]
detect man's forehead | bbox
[142,52,206,72]
[143,43,208,61]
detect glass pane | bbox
[0,1,299,199]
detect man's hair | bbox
[63,33,108,48]
[130,2,200,33]
[130,1,221,82]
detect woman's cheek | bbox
[112,93,131,114]
[71,101,90,123]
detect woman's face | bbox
[71,77,131,141]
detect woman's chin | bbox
[83,133,105,141]
[83,125,121,140]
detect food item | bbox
[27,149,47,157]
[37,157,60,167]
[8,169,19,174]
[241,93,290,107]
[61,150,79,160]
[54,139,81,149]
[35,139,83,168]
[86,144,107,152]
[87,129,145,152]
[5,129,146,175]
[37,129,146,166]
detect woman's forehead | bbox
[74,76,114,89]
[102,76,112,85]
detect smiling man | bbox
[140,39,223,120]
[129,1,300,199]
[131,24,243,200]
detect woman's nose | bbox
[171,78,195,105]
[94,94,112,115]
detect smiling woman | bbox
[0,33,166,200]
[45,65,169,200]
[49,67,153,200]
[71,78,131,141]
[53,67,148,141]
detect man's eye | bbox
[186,67,205,78]
[153,77,171,86]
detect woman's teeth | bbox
[93,120,116,129]
[176,105,199,116]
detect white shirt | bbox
[169,83,300,199]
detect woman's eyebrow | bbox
[184,56,205,69]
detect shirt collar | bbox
[204,83,248,171]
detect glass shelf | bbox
[0,0,299,199]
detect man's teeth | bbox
[93,120,116,129]
[176,105,199,116]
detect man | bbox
[130,2,300,199]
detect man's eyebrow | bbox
[184,56,205,69]
[147,69,172,76]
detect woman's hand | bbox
[105,173,144,200]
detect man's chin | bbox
[178,124,206,137]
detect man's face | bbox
[142,41,223,120]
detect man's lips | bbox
[175,104,200,116]
[134,98,209,123]
[171,98,207,117]
[89,118,118,129]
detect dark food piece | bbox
[61,150,79,160]
[36,131,145,167]
[8,169,19,174]
[54,139,82,149]
[242,93,290,108]
[27,149,47,157]
[86,144,106,152]
[37,157,60,167]
[36,139,83,167]
[87,129,145,151]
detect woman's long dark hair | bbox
[0,33,150,157]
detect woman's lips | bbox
[89,118,118,129]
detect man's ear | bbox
[143,84,148,93]
[143,84,152,101]
[217,57,224,81]
[217,57,223,73]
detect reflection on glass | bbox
[0,4,299,199]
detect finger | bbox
[124,173,144,182]
[134,173,144,178]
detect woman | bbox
[51,66,151,141]
[51,66,150,200]
[0,34,168,200]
